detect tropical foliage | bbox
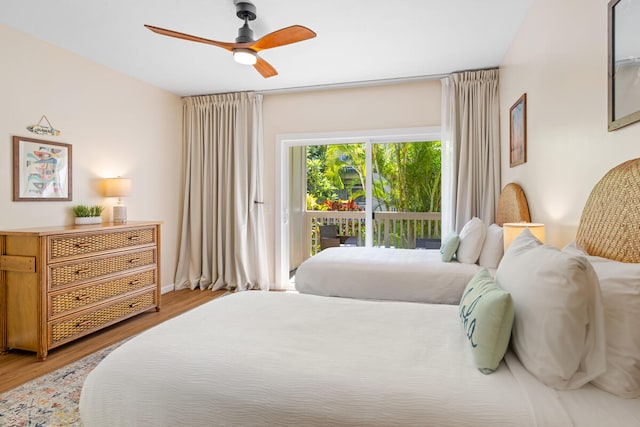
[306,141,441,214]
[321,198,362,211]
[305,145,336,204]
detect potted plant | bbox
[72,204,104,225]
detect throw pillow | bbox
[459,268,514,374]
[456,217,487,264]
[440,233,460,262]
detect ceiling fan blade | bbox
[144,24,242,51]
[254,56,278,78]
[251,25,316,51]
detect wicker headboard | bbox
[496,183,531,226]
[576,158,640,263]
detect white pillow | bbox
[456,217,486,264]
[563,241,640,397]
[495,229,606,389]
[479,224,503,269]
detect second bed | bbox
[295,182,531,303]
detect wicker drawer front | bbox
[50,249,156,289]
[50,291,156,346]
[49,227,156,260]
[50,269,157,317]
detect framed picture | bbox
[12,136,72,201]
[608,0,640,131]
[509,93,527,168]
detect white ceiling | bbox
[0,0,533,96]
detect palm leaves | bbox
[306,141,441,214]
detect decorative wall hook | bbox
[27,115,61,136]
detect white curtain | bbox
[174,92,269,292]
[440,69,501,233]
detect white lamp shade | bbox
[103,178,132,198]
[503,222,545,251]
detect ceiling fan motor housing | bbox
[236,23,254,43]
[235,2,257,43]
[236,2,257,21]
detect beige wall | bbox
[0,24,182,290]
[262,80,442,283]
[10,0,624,288]
[499,0,640,247]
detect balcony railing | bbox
[304,210,441,258]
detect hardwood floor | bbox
[0,289,226,394]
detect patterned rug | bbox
[0,340,126,427]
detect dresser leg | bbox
[37,350,48,361]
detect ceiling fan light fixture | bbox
[233,48,257,65]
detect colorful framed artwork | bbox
[12,136,72,201]
[509,93,527,168]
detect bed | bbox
[294,182,531,304]
[80,160,640,426]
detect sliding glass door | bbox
[276,127,441,288]
[300,140,441,259]
[370,140,442,249]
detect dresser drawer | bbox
[48,226,156,261]
[49,248,156,289]
[49,290,157,347]
[49,269,157,318]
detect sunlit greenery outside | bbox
[306,141,442,249]
[306,141,441,214]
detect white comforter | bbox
[79,291,573,427]
[295,247,486,304]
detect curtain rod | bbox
[256,66,498,95]
[182,66,498,98]
[183,73,446,99]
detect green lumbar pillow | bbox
[459,268,514,374]
[440,232,460,262]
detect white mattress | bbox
[295,247,486,304]
[79,291,640,427]
[81,292,532,426]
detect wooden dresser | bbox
[0,221,161,360]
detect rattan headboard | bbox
[576,158,640,263]
[496,183,531,226]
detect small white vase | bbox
[75,216,102,225]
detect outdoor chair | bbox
[415,238,441,249]
[319,225,341,250]
[319,224,358,250]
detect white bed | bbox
[295,183,531,304]
[79,291,639,427]
[80,160,640,426]
[295,246,487,304]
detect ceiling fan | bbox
[145,1,316,78]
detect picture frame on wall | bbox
[12,136,72,201]
[608,0,640,131]
[509,93,527,168]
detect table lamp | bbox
[103,177,132,223]
[503,222,545,251]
